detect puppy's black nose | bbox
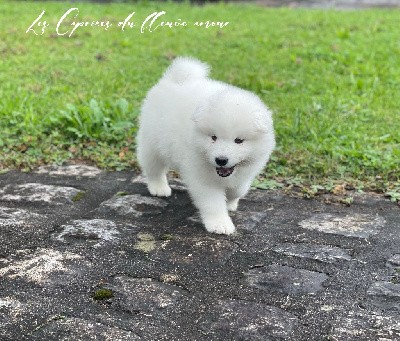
[215,157,228,167]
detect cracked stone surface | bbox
[272,243,352,263]
[151,236,238,265]
[329,311,400,340]
[0,168,399,340]
[0,206,42,227]
[368,281,400,299]
[33,317,140,341]
[97,194,168,217]
[0,248,86,284]
[35,165,102,178]
[245,264,329,295]
[387,254,400,267]
[367,281,400,311]
[201,299,299,340]
[232,211,270,232]
[54,219,122,247]
[0,183,81,205]
[109,276,188,317]
[299,213,386,238]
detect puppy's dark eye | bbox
[211,135,217,141]
[234,138,244,144]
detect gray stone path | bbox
[0,165,399,340]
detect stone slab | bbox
[53,219,122,248]
[35,165,102,178]
[246,264,329,295]
[0,248,87,285]
[0,183,81,205]
[201,299,298,340]
[97,194,168,217]
[272,243,352,263]
[0,169,398,340]
[299,213,385,238]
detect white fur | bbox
[137,57,275,235]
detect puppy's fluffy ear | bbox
[253,110,273,133]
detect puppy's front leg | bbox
[188,185,235,235]
[226,198,239,211]
[226,181,252,212]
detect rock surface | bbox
[0,165,399,340]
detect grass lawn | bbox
[0,1,399,199]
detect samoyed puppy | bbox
[137,57,275,235]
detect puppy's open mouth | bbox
[216,166,235,177]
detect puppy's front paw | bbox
[148,182,172,197]
[204,215,235,235]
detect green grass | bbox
[0,1,399,196]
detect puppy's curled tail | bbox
[163,57,210,84]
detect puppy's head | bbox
[192,87,275,178]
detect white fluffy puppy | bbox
[137,57,275,235]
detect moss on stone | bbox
[116,191,129,196]
[160,233,174,241]
[93,288,114,300]
[134,233,156,253]
[72,191,86,202]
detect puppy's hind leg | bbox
[139,147,171,197]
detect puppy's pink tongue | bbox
[216,166,234,177]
